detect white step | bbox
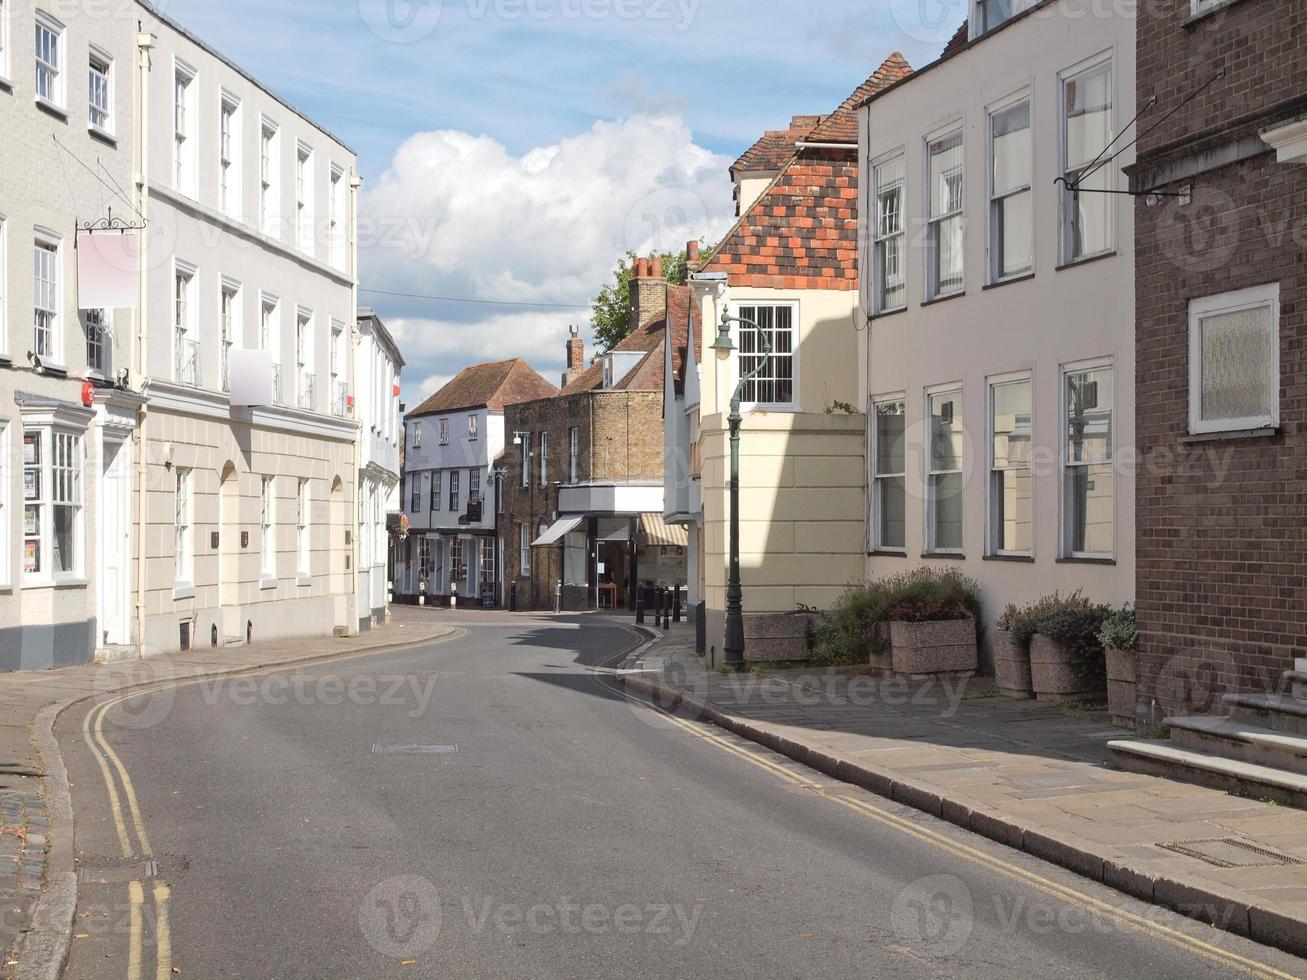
[94,646,138,665]
[1166,716,1307,776]
[1109,738,1307,809]
[1223,693,1307,736]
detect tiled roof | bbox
[806,53,913,144]
[408,358,557,417]
[942,21,970,58]
[731,115,821,176]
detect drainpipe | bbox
[350,173,363,633]
[133,31,154,655]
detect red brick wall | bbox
[1134,0,1307,715]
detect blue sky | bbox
[159,0,959,402]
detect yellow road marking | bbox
[611,677,1297,980]
[82,697,134,859]
[154,883,173,980]
[127,880,144,980]
[92,693,155,858]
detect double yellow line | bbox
[606,675,1297,980]
[83,693,173,980]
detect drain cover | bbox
[1157,838,1303,869]
[78,858,158,883]
[371,744,457,755]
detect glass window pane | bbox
[1200,306,1274,422]
[1070,163,1112,259]
[1065,368,1113,464]
[993,469,1033,553]
[930,392,964,471]
[992,380,1031,468]
[875,402,906,474]
[992,102,1031,195]
[879,477,906,550]
[934,213,964,294]
[53,505,74,572]
[995,190,1032,279]
[1065,65,1112,171]
[931,473,965,551]
[1066,463,1113,555]
[929,133,963,218]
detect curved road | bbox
[57,615,1307,979]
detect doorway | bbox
[98,437,132,646]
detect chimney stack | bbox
[628,254,668,335]
[686,240,700,264]
[563,325,585,386]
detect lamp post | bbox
[711,305,772,670]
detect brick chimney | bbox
[686,239,701,265]
[563,325,585,386]
[628,254,668,335]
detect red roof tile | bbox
[731,115,821,176]
[806,53,914,144]
[408,358,557,417]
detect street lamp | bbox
[712,305,772,670]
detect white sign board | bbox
[77,231,140,309]
[228,349,275,407]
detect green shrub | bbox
[1097,604,1137,652]
[1002,591,1094,650]
[807,568,981,666]
[1039,604,1112,686]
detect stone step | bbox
[1109,739,1307,810]
[1166,716,1307,776]
[1284,670,1307,701]
[222,636,246,648]
[1224,693,1307,736]
[94,646,138,665]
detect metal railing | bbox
[298,372,316,411]
[271,363,282,404]
[175,336,200,387]
[332,380,348,417]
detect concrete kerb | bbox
[615,669,1307,962]
[9,625,459,980]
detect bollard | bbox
[451,581,458,610]
[673,586,682,624]
[635,588,645,625]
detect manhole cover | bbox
[1157,838,1303,869]
[371,744,458,755]
[77,858,158,883]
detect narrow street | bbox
[55,617,1307,979]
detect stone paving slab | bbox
[620,627,1307,960]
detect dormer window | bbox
[974,0,1036,36]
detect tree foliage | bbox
[590,249,689,352]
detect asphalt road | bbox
[57,615,1307,979]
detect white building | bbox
[858,2,1136,660]
[355,308,403,629]
[133,2,362,652]
[0,1,142,668]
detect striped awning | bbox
[639,513,689,548]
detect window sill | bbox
[297,574,312,587]
[36,361,69,377]
[1056,251,1117,273]
[984,554,1035,563]
[35,97,67,122]
[921,291,967,308]
[23,576,89,590]
[1184,0,1249,27]
[983,272,1035,291]
[172,584,196,601]
[868,549,908,558]
[0,75,13,94]
[1056,556,1116,566]
[88,125,117,148]
[921,552,965,560]
[1180,426,1280,445]
[259,575,278,591]
[869,306,908,322]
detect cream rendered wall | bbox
[695,282,866,666]
[734,174,776,217]
[859,5,1135,644]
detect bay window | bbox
[989,98,1032,282]
[873,154,906,312]
[737,303,796,408]
[927,132,964,299]
[23,428,83,579]
[870,397,906,552]
[1188,284,1279,434]
[927,388,965,554]
[988,376,1033,556]
[1062,58,1114,263]
[1062,361,1114,559]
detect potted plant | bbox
[1098,605,1138,729]
[882,569,981,678]
[1028,600,1111,703]
[993,604,1032,699]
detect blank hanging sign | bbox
[78,231,140,310]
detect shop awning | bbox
[532,516,585,547]
[639,513,689,548]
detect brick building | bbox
[1128,0,1307,714]
[500,262,695,612]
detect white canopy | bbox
[532,516,585,547]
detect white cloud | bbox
[362,112,735,405]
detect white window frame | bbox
[987,89,1033,285]
[1059,52,1116,266]
[519,433,530,487]
[328,164,346,270]
[173,259,198,386]
[569,427,579,483]
[449,470,460,513]
[869,394,907,554]
[925,385,966,556]
[34,11,63,109]
[520,524,529,576]
[84,307,110,377]
[430,471,441,512]
[1188,283,1280,434]
[173,60,196,196]
[0,423,9,588]
[413,422,422,448]
[261,292,281,402]
[439,418,449,445]
[260,118,280,239]
[295,142,314,255]
[987,372,1034,558]
[735,301,799,411]
[22,425,85,583]
[87,46,113,135]
[871,151,907,314]
[329,319,345,416]
[296,307,315,411]
[1060,357,1115,560]
[972,0,1037,36]
[33,229,61,367]
[219,92,241,219]
[409,473,422,513]
[297,478,311,582]
[539,432,549,488]
[174,467,193,588]
[925,127,965,301]
[260,475,276,585]
[220,277,240,393]
[467,414,478,441]
[0,215,7,359]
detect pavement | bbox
[51,615,1307,978]
[0,610,459,979]
[618,622,1307,961]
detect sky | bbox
[157,0,961,405]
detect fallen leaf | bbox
[74,933,89,939]
[401,960,416,967]
[172,968,181,975]
[799,931,813,940]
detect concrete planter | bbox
[1030,635,1106,703]
[1105,647,1137,730]
[889,618,977,678]
[994,629,1033,700]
